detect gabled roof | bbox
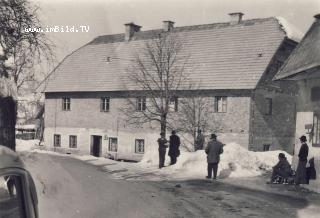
[42,17,291,93]
[274,15,320,80]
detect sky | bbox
[32,0,320,68]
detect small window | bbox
[62,98,71,111]
[135,139,145,154]
[136,97,146,111]
[265,98,273,115]
[108,137,118,152]
[311,87,320,102]
[214,96,227,113]
[169,96,178,112]
[312,112,320,147]
[263,144,270,151]
[54,134,61,147]
[69,135,77,148]
[101,97,110,112]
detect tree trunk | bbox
[160,113,167,136]
[0,97,16,151]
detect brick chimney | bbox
[163,20,174,32]
[229,12,244,25]
[124,22,141,41]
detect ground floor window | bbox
[313,112,320,146]
[108,137,118,152]
[214,96,227,113]
[69,135,77,148]
[54,134,61,147]
[135,139,145,154]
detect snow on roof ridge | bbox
[275,16,304,42]
[0,77,18,100]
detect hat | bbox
[171,130,176,135]
[160,132,165,136]
[299,135,307,142]
[210,133,217,139]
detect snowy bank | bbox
[139,143,292,179]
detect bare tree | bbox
[122,32,189,136]
[0,0,55,91]
[0,0,54,150]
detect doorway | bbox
[91,135,102,157]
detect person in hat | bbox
[157,132,168,169]
[295,135,309,185]
[168,130,181,165]
[205,133,224,180]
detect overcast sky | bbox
[33,0,320,66]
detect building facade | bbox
[41,13,298,160]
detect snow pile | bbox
[0,77,18,99]
[140,143,292,179]
[276,17,304,42]
[16,139,39,152]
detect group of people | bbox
[269,135,316,185]
[157,130,315,184]
[157,130,225,180]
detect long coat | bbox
[169,135,180,157]
[205,139,224,163]
[295,142,309,184]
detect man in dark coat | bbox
[205,134,224,180]
[195,129,205,151]
[269,153,292,183]
[295,135,309,185]
[169,130,181,165]
[157,132,168,169]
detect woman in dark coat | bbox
[295,135,309,185]
[168,130,180,165]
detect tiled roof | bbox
[43,17,288,92]
[274,16,320,80]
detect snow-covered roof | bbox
[0,77,18,100]
[276,17,304,42]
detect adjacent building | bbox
[274,14,320,192]
[41,13,299,160]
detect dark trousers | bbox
[159,148,166,168]
[207,162,219,179]
[170,156,177,165]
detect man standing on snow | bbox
[295,135,309,185]
[157,132,168,169]
[205,134,224,180]
[169,130,181,165]
[195,129,205,151]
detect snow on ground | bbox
[16,140,292,181]
[276,17,304,42]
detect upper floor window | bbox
[69,135,77,148]
[108,137,118,152]
[135,139,145,154]
[136,97,146,111]
[54,134,61,147]
[311,87,320,102]
[214,96,227,113]
[101,97,110,112]
[312,112,320,147]
[62,98,71,111]
[265,98,273,115]
[169,96,178,112]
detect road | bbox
[20,152,320,218]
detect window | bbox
[312,112,320,146]
[108,137,118,152]
[62,98,71,111]
[169,96,178,112]
[311,87,320,101]
[101,97,110,112]
[135,139,145,154]
[263,144,271,151]
[137,97,146,111]
[265,98,273,115]
[54,134,61,147]
[214,96,227,113]
[69,135,77,148]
